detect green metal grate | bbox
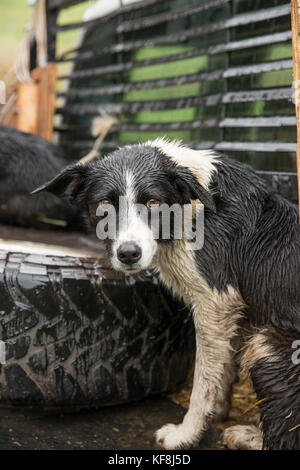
[47,0,298,202]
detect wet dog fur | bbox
[0,124,84,231]
[33,139,300,450]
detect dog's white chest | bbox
[153,241,208,306]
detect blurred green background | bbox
[0,0,92,78]
[0,0,31,77]
[0,0,296,173]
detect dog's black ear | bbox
[31,164,89,201]
[174,165,216,213]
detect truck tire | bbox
[0,237,195,407]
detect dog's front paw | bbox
[155,423,199,450]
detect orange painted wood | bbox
[15,82,39,135]
[32,63,56,140]
[1,63,56,140]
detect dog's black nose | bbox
[117,242,142,265]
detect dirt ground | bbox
[0,397,221,450]
[0,372,257,450]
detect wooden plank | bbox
[291,0,300,220]
[32,63,56,140]
[15,82,39,135]
[1,63,56,140]
[1,64,56,140]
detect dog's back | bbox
[196,155,300,331]
[0,124,85,231]
[200,155,300,449]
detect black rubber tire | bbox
[0,245,195,407]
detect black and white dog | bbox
[0,124,84,231]
[33,139,300,450]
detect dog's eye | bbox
[99,199,112,208]
[146,198,160,208]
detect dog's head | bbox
[32,140,217,273]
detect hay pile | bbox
[168,371,259,430]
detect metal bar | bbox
[215,141,296,152]
[220,116,296,127]
[58,57,293,99]
[57,139,297,154]
[221,0,231,145]
[222,87,292,103]
[223,58,293,78]
[56,112,297,132]
[55,115,296,133]
[56,103,116,116]
[257,171,297,176]
[258,171,297,176]
[56,3,290,43]
[57,70,224,99]
[57,0,227,60]
[56,94,223,115]
[117,0,228,34]
[55,87,293,116]
[56,29,292,65]
[59,46,293,85]
[222,30,292,53]
[56,104,120,116]
[58,140,220,153]
[56,118,219,133]
[56,0,228,34]
[112,119,220,132]
[58,56,292,84]
[58,34,292,80]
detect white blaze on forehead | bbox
[145,138,218,190]
[117,171,138,243]
[111,171,157,271]
[125,171,136,207]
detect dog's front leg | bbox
[155,329,225,449]
[155,288,242,449]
